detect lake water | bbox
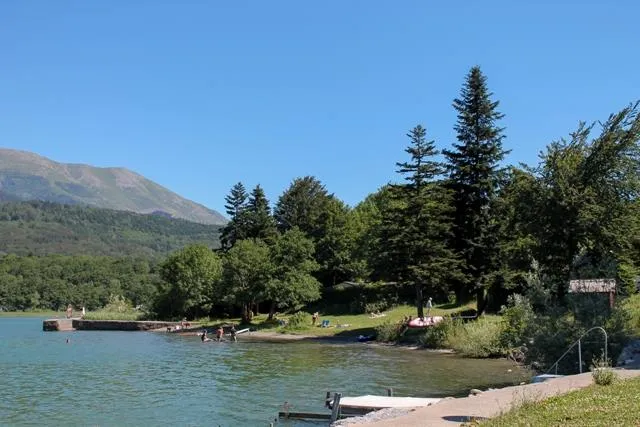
[0,317,529,426]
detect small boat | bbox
[407,316,443,328]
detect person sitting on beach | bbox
[230,324,237,342]
[216,326,224,342]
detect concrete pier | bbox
[43,319,180,332]
[43,318,75,331]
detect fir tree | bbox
[443,66,508,313]
[219,182,248,250]
[245,184,278,243]
[381,125,458,317]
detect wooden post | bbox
[609,291,615,309]
[330,392,342,423]
[325,391,331,408]
[386,387,394,397]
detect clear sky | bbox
[1,1,638,216]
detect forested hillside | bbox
[0,148,227,225]
[0,201,221,257]
[0,254,159,311]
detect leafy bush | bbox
[285,311,311,330]
[446,317,505,358]
[104,294,133,313]
[419,317,459,348]
[499,294,535,349]
[364,301,393,314]
[419,316,505,358]
[620,294,640,335]
[375,321,405,342]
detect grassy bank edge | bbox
[481,375,640,426]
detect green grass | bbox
[483,376,640,426]
[199,303,476,338]
[0,310,61,318]
[82,310,143,321]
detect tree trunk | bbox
[476,286,487,316]
[416,284,424,318]
[241,302,251,324]
[267,301,276,321]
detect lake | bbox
[0,317,529,426]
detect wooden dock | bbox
[329,394,441,416]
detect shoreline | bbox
[171,328,457,353]
[339,368,640,426]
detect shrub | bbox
[620,294,640,335]
[419,316,505,358]
[104,294,134,313]
[446,317,505,358]
[419,317,459,348]
[375,321,405,342]
[591,355,617,386]
[499,294,535,349]
[285,311,311,330]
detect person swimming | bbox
[230,324,237,342]
[216,326,224,342]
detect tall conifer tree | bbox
[245,185,278,243]
[219,182,248,250]
[381,125,458,317]
[443,66,508,313]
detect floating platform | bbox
[329,395,441,416]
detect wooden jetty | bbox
[330,395,442,415]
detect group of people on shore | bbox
[201,324,237,343]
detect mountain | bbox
[0,148,226,225]
[0,201,220,258]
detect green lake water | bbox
[0,318,530,426]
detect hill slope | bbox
[0,201,220,258]
[0,148,226,225]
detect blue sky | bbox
[1,1,638,216]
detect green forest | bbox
[0,201,221,257]
[2,65,640,348]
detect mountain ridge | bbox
[0,148,226,225]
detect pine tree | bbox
[219,182,248,250]
[443,66,508,314]
[245,185,278,243]
[381,125,458,317]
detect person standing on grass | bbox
[426,297,433,317]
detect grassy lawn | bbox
[483,376,640,426]
[200,302,476,338]
[0,310,62,318]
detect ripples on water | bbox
[0,318,528,426]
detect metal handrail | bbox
[545,326,608,375]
